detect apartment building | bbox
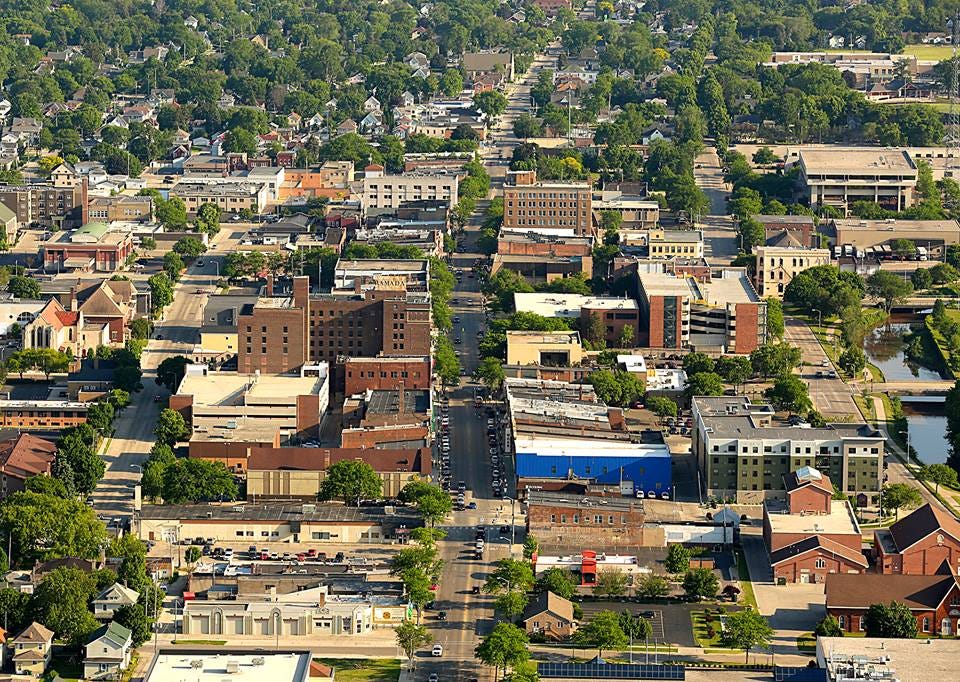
[755,245,832,298]
[361,166,459,210]
[236,276,432,374]
[170,182,269,215]
[0,180,88,228]
[795,148,918,211]
[502,171,592,237]
[87,195,153,222]
[691,396,884,504]
[636,267,766,353]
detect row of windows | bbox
[711,444,878,455]
[235,530,281,537]
[346,370,422,379]
[549,513,629,525]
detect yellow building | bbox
[755,245,832,298]
[646,228,704,259]
[506,330,584,366]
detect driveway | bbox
[742,535,824,654]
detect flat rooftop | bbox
[798,148,917,175]
[178,370,327,407]
[506,330,582,345]
[513,293,637,317]
[765,499,861,535]
[652,230,702,243]
[334,259,429,273]
[816,637,960,682]
[366,389,430,415]
[147,652,310,682]
[527,491,646,513]
[832,218,960,231]
[637,270,698,298]
[693,397,882,441]
[702,270,760,305]
[140,502,420,524]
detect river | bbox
[862,322,949,464]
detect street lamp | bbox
[502,496,517,555]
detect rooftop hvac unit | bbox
[225,661,240,674]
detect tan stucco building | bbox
[505,330,584,366]
[755,245,832,298]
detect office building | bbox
[644,228,704,259]
[796,147,918,211]
[146,651,314,682]
[170,182,269,215]
[691,396,884,504]
[506,331,584,366]
[502,171,592,237]
[42,221,135,273]
[361,166,459,210]
[828,218,960,256]
[87,195,153,222]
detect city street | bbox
[783,317,859,418]
[91,228,244,516]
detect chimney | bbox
[68,285,78,311]
[264,273,274,297]
[293,275,309,308]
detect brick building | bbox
[42,222,135,273]
[0,400,90,429]
[502,171,592,237]
[826,572,960,636]
[763,468,868,584]
[246,446,431,499]
[340,388,431,449]
[343,356,431,394]
[0,434,56,498]
[874,503,960,576]
[0,180,88,228]
[513,293,639,347]
[526,493,660,547]
[87,195,153,222]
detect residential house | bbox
[92,582,140,620]
[363,96,382,113]
[83,621,133,680]
[874,503,960,576]
[11,622,54,677]
[0,434,56,499]
[463,51,514,82]
[522,591,577,640]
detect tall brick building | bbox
[502,170,592,237]
[237,275,432,375]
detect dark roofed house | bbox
[825,572,960,636]
[67,357,117,401]
[522,591,577,640]
[875,503,960,575]
[0,434,56,498]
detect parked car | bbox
[432,644,444,657]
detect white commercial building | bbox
[794,147,918,211]
[147,652,312,682]
[361,167,459,210]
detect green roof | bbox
[88,620,132,646]
[76,221,110,239]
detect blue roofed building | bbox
[506,378,671,498]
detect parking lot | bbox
[578,600,742,647]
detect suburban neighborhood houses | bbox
[4,1,960,682]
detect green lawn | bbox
[734,550,758,610]
[173,639,226,645]
[691,609,743,653]
[43,655,83,682]
[796,633,817,652]
[902,44,956,60]
[314,658,401,682]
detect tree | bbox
[682,352,715,376]
[750,343,802,379]
[838,347,866,377]
[574,610,628,657]
[474,91,508,124]
[185,546,202,564]
[664,544,692,574]
[523,536,539,560]
[86,400,115,437]
[56,426,105,495]
[434,336,461,385]
[153,197,187,228]
[687,372,725,398]
[114,603,151,646]
[25,475,71,498]
[413,485,453,526]
[715,356,753,390]
[814,615,843,638]
[474,356,506,393]
[618,611,653,641]
[173,236,208,259]
[636,574,671,600]
[160,459,238,504]
[475,623,529,681]
[766,297,785,338]
[8,275,41,299]
[149,273,174,312]
[109,389,131,412]
[863,601,918,638]
[536,567,578,599]
[753,147,779,165]
[32,567,99,645]
[395,619,432,662]
[195,203,222,235]
[881,483,923,519]
[154,408,189,446]
[495,590,530,618]
[163,251,185,280]
[594,568,629,597]
[156,356,192,392]
[646,396,678,423]
[930,263,960,284]
[867,271,913,313]
[682,568,719,601]
[0,491,106,564]
[912,268,934,290]
[318,460,383,506]
[722,609,774,663]
[918,463,959,493]
[513,114,544,139]
[484,558,535,595]
[765,375,812,414]
[0,588,32,633]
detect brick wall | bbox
[732,303,760,354]
[344,358,431,394]
[526,503,664,546]
[773,552,864,584]
[787,486,832,515]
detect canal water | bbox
[862,321,950,464]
